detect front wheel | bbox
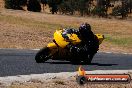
[35,47,50,63]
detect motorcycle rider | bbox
[62,23,99,54]
[62,23,99,56]
[78,23,99,55]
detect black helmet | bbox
[79,23,91,31]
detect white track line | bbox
[32,49,40,50]
[101,51,132,55]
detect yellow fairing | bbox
[47,43,58,55]
[95,34,104,45]
[47,43,57,48]
[54,30,81,48]
[54,30,69,48]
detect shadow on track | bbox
[45,61,118,66]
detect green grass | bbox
[105,35,132,48]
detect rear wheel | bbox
[35,47,50,63]
[70,54,82,64]
[83,53,95,64]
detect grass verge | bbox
[105,35,132,48]
[0,14,61,30]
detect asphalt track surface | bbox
[0,49,132,77]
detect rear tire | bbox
[83,53,95,64]
[35,47,50,63]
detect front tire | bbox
[35,47,50,63]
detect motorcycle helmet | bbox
[78,23,91,35]
[79,23,91,31]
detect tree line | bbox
[4,0,132,18]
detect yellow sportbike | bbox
[35,30,104,64]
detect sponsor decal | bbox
[76,66,131,85]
